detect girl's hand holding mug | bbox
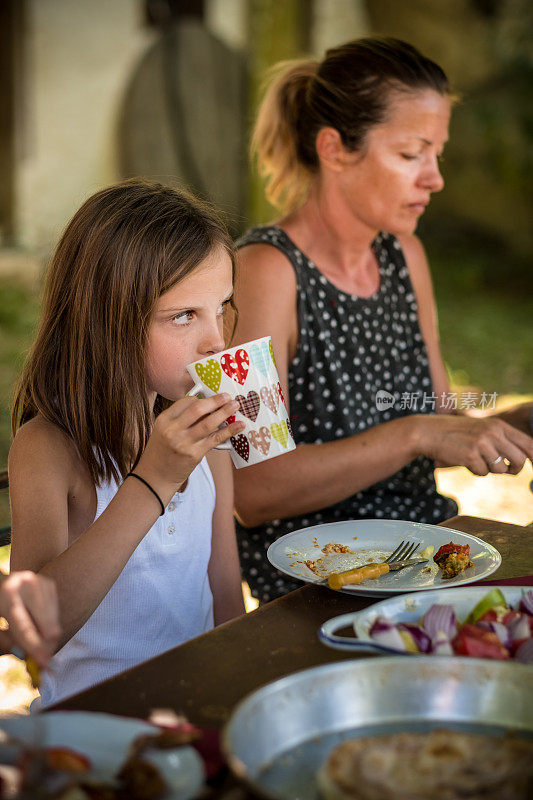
[135,336,297,503]
[137,393,244,500]
[186,337,296,469]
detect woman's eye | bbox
[173,311,194,326]
[400,153,418,161]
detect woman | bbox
[232,37,533,603]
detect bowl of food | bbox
[222,656,533,800]
[318,586,533,660]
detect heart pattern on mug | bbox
[249,341,271,376]
[277,381,285,405]
[235,390,260,422]
[221,349,249,385]
[195,359,222,392]
[248,426,271,455]
[231,434,249,461]
[225,415,236,425]
[259,386,277,413]
[271,421,290,449]
[286,417,294,440]
[268,339,276,366]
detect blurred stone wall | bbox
[8,0,248,252]
[13,0,151,253]
[4,0,531,277]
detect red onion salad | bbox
[369,589,533,662]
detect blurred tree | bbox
[247,0,312,225]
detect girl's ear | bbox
[315,127,349,172]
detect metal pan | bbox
[222,656,533,800]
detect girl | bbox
[9,180,246,706]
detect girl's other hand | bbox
[0,571,61,667]
[137,394,244,498]
[414,414,533,475]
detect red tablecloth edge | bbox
[470,575,533,587]
[192,728,224,780]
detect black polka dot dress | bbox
[235,226,458,603]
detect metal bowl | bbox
[222,656,533,800]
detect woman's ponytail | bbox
[251,59,318,213]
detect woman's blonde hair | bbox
[251,59,318,215]
[252,37,451,214]
[12,179,235,486]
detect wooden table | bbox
[52,515,533,796]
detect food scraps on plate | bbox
[0,722,201,799]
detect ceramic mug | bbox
[186,336,296,468]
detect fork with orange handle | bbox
[327,540,425,590]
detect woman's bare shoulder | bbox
[237,241,297,283]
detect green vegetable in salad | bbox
[464,588,507,624]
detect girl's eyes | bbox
[172,311,195,326]
[171,299,232,327]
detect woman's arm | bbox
[206,450,245,625]
[232,242,533,527]
[398,234,450,404]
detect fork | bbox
[327,540,425,590]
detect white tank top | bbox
[40,458,215,707]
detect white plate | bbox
[0,711,205,800]
[267,519,501,596]
[319,585,529,655]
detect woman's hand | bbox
[414,414,533,475]
[0,571,61,667]
[136,393,244,500]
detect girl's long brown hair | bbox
[12,179,235,486]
